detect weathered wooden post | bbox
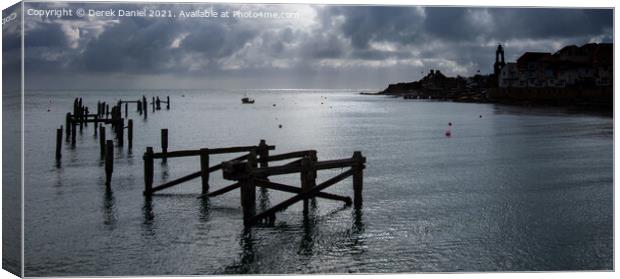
[137,101,142,114]
[300,154,316,209]
[106,104,110,118]
[258,139,269,168]
[125,102,128,118]
[65,113,71,139]
[161,129,168,163]
[200,148,210,194]
[128,119,133,149]
[143,147,154,195]
[241,150,257,225]
[79,106,84,132]
[94,115,98,136]
[71,120,77,146]
[55,127,62,160]
[73,98,78,116]
[84,107,88,127]
[105,140,114,186]
[99,125,106,157]
[352,151,364,208]
[152,97,155,112]
[143,97,148,119]
[166,96,170,109]
[117,118,124,147]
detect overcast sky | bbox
[8,2,614,90]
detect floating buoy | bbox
[448,122,452,126]
[445,129,451,137]
[273,104,276,107]
[278,124,283,128]
[479,115,482,118]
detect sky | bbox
[4,2,614,90]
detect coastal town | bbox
[369,43,613,109]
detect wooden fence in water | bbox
[142,139,366,226]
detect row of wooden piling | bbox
[56,96,171,186]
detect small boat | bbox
[241,97,255,104]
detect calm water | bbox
[22,89,613,276]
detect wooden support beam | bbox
[150,171,201,193]
[71,120,77,146]
[142,96,148,119]
[105,140,114,186]
[151,145,274,159]
[204,182,240,197]
[117,118,124,147]
[93,115,98,136]
[241,151,257,225]
[149,163,224,194]
[352,151,365,208]
[65,113,71,139]
[258,139,269,168]
[99,125,105,157]
[267,150,314,162]
[161,129,168,162]
[200,148,210,194]
[283,158,303,166]
[254,179,351,204]
[247,168,355,225]
[55,127,62,160]
[143,147,154,195]
[127,119,133,149]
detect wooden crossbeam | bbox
[150,171,201,193]
[266,150,314,162]
[204,182,241,197]
[283,158,303,166]
[150,163,226,194]
[152,145,275,159]
[248,168,355,225]
[250,158,358,177]
[254,179,351,204]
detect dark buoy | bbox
[448,122,452,126]
[278,124,283,128]
[479,115,482,118]
[445,129,451,137]
[273,104,276,107]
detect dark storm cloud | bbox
[21,2,613,89]
[326,6,426,49]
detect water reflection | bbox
[198,196,211,222]
[160,161,169,181]
[239,228,256,268]
[299,199,318,256]
[140,196,156,239]
[142,196,154,225]
[258,188,270,212]
[352,208,364,234]
[102,187,117,229]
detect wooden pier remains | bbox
[56,96,172,186]
[142,138,366,226]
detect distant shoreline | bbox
[360,87,613,115]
